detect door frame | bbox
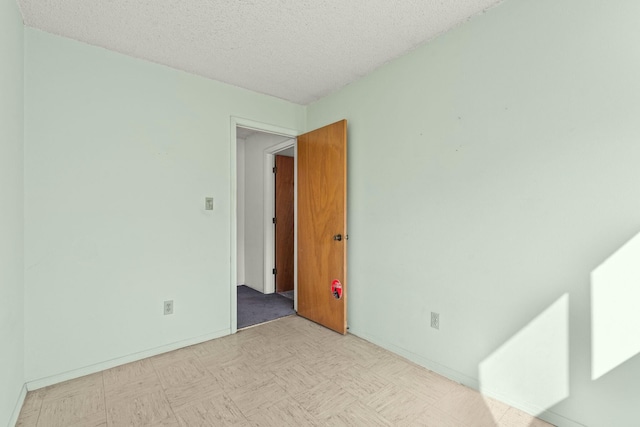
[263,141,296,296]
[230,117,298,334]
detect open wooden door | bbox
[275,155,294,293]
[297,120,347,334]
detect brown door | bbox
[275,155,295,293]
[297,120,348,334]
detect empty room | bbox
[2,0,639,426]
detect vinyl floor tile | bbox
[163,377,225,412]
[362,383,427,425]
[329,365,388,399]
[293,379,358,420]
[38,385,105,427]
[324,400,392,427]
[16,389,44,424]
[393,365,458,405]
[245,398,317,427]
[498,407,554,427]
[434,386,511,427]
[228,377,288,417]
[409,405,462,427]
[16,315,554,427]
[149,346,198,368]
[102,359,156,390]
[106,389,176,426]
[173,394,246,427]
[154,357,210,389]
[38,373,103,401]
[210,361,276,392]
[272,362,330,396]
[15,413,39,427]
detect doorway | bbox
[235,123,297,329]
[230,118,348,334]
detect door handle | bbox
[333,234,342,241]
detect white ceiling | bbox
[17,0,504,105]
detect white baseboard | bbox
[7,383,27,427]
[479,387,586,427]
[534,410,587,427]
[350,328,479,387]
[26,328,230,391]
[349,328,585,427]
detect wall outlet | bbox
[431,312,440,330]
[164,300,174,315]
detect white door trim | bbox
[230,117,298,334]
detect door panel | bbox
[297,120,347,334]
[275,155,295,293]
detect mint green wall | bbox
[17,1,640,425]
[23,28,305,383]
[0,0,25,425]
[307,0,640,426]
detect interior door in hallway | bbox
[297,120,348,334]
[275,154,294,293]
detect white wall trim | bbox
[8,384,27,427]
[263,139,296,295]
[25,328,229,391]
[535,410,586,427]
[350,328,478,387]
[349,328,585,427]
[230,117,299,334]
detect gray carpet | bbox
[237,285,295,329]
[278,290,294,300]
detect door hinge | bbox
[272,268,277,275]
[273,166,277,173]
[272,217,277,224]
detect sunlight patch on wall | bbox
[479,294,569,415]
[591,231,640,380]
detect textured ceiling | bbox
[17,0,504,105]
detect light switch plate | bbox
[205,197,214,210]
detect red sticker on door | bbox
[331,279,343,299]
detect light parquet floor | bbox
[16,315,553,426]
